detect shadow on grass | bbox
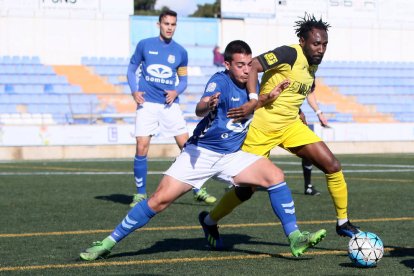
[108,233,331,261]
[338,245,414,271]
[388,245,414,271]
[95,194,132,205]
[95,193,218,207]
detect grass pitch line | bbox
[0,247,403,272]
[2,168,414,176]
[1,217,413,238]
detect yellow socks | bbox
[209,188,243,222]
[326,170,348,220]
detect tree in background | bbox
[134,0,169,16]
[133,0,220,17]
[190,0,220,18]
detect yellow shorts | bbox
[242,119,321,157]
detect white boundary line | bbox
[1,168,414,176]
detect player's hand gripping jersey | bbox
[127,37,188,104]
[252,44,318,132]
[187,71,255,154]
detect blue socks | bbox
[134,155,147,194]
[267,182,299,236]
[110,199,156,242]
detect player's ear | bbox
[299,37,305,47]
[224,60,231,70]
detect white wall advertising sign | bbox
[0,124,197,146]
[221,0,277,19]
[0,123,412,146]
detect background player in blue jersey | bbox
[79,40,326,261]
[127,10,216,207]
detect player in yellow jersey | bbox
[198,14,360,250]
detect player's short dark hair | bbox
[294,13,330,40]
[159,10,177,22]
[223,40,252,62]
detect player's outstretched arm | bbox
[257,79,290,108]
[195,92,220,117]
[307,91,329,127]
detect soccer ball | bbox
[348,231,384,267]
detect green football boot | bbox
[194,188,216,205]
[79,238,116,261]
[288,229,326,257]
[130,193,148,207]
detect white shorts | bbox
[135,102,188,137]
[164,144,262,189]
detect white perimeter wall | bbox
[0,123,413,147]
[0,0,133,64]
[220,0,414,62]
[1,0,414,64]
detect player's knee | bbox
[267,166,285,184]
[327,158,342,173]
[235,186,254,202]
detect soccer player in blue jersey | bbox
[79,40,326,261]
[127,10,216,207]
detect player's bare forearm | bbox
[196,92,220,117]
[246,58,262,95]
[132,91,145,105]
[164,90,178,105]
[227,100,257,122]
[318,113,329,127]
[257,79,290,108]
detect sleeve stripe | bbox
[177,66,187,76]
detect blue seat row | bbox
[321,61,414,70]
[81,57,129,66]
[0,84,82,93]
[0,56,41,65]
[0,65,55,75]
[0,75,68,85]
[0,93,96,104]
[93,66,127,75]
[323,77,414,87]
[338,86,414,95]
[317,68,414,78]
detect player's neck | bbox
[159,35,172,44]
[228,73,246,89]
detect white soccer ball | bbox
[348,231,384,267]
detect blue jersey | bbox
[127,37,188,104]
[187,71,253,154]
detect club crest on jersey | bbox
[264,52,277,65]
[206,82,216,92]
[167,55,176,64]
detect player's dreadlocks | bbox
[294,13,330,39]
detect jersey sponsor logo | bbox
[291,80,312,96]
[263,52,277,66]
[206,82,217,92]
[231,97,240,101]
[145,64,174,85]
[167,55,176,64]
[225,117,252,133]
[149,51,158,55]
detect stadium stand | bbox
[1,56,413,125]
